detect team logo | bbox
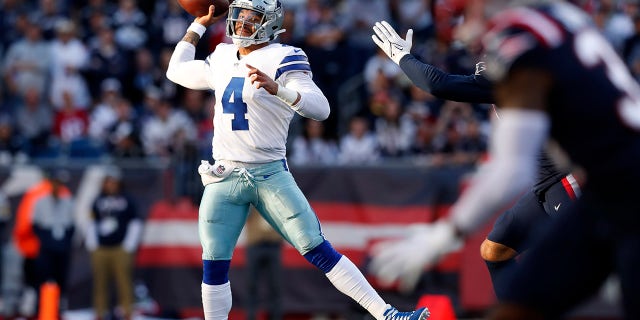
[475,62,487,75]
[215,164,226,175]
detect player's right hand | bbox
[371,21,413,65]
[195,5,224,27]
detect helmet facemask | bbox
[226,0,285,48]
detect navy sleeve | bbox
[399,55,495,104]
[126,195,140,219]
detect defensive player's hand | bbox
[247,64,278,95]
[371,21,413,65]
[195,5,224,27]
[368,220,463,293]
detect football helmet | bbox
[226,0,285,47]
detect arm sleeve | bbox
[399,55,495,104]
[284,72,331,121]
[450,109,549,234]
[165,42,211,90]
[13,192,37,257]
[122,219,143,253]
[85,213,98,251]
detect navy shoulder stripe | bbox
[275,63,312,80]
[280,54,308,64]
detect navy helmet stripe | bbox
[280,55,309,64]
[275,63,311,80]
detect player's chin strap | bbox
[272,29,286,39]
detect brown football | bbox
[177,0,230,17]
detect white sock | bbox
[201,282,232,320]
[325,256,390,320]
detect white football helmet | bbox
[226,0,285,47]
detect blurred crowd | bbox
[0,0,639,169]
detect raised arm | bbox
[399,56,494,103]
[166,6,224,90]
[372,20,495,104]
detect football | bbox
[177,0,230,18]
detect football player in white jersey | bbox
[166,1,431,320]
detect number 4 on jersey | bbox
[222,77,249,130]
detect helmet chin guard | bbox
[226,0,285,47]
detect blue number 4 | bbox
[222,77,249,130]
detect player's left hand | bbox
[368,220,463,293]
[247,64,278,95]
[371,21,413,65]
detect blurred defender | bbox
[165,0,430,319]
[370,1,640,319]
[368,20,581,297]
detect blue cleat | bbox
[383,306,430,320]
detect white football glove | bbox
[371,21,413,65]
[368,221,463,293]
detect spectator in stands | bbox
[196,95,215,159]
[245,207,283,320]
[13,168,75,318]
[302,0,348,135]
[112,0,148,51]
[404,85,440,124]
[84,26,132,100]
[0,0,34,52]
[32,0,69,41]
[363,48,405,94]
[157,47,180,101]
[89,78,122,143]
[0,190,17,318]
[410,117,438,163]
[151,0,193,50]
[140,99,196,158]
[82,9,113,47]
[374,95,416,159]
[456,118,487,164]
[593,0,636,53]
[622,13,640,81]
[86,166,142,320]
[53,90,90,145]
[49,18,91,111]
[2,20,50,107]
[180,89,209,126]
[388,0,433,44]
[290,118,338,166]
[0,115,27,165]
[338,115,379,164]
[107,97,144,159]
[431,101,488,165]
[279,9,303,47]
[343,0,391,72]
[78,0,117,37]
[136,85,164,122]
[14,86,54,157]
[129,48,162,106]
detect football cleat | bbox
[383,306,430,320]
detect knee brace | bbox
[203,260,231,285]
[303,240,342,273]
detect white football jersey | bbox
[204,43,315,163]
